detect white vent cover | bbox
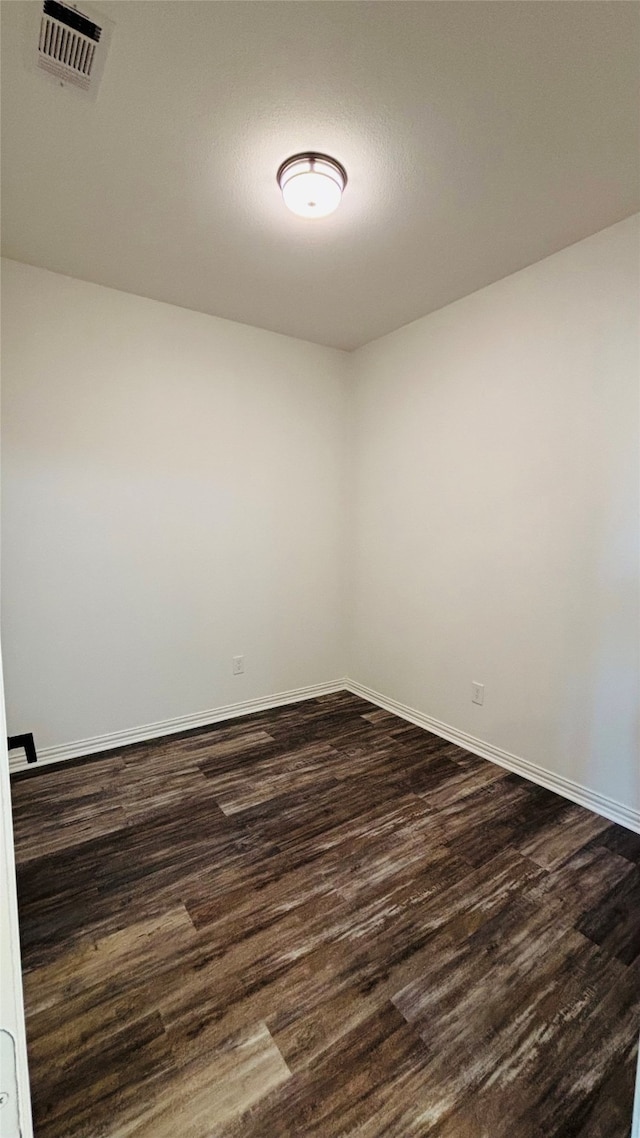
[28,0,113,99]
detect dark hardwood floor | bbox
[10,690,640,1137]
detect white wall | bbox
[350,215,640,816]
[2,218,639,823]
[1,260,348,750]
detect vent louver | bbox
[39,0,101,87]
[30,0,113,98]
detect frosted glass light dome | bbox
[277,153,347,219]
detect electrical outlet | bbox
[472,681,484,706]
[232,655,244,675]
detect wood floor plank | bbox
[223,1002,433,1138]
[22,905,198,1017]
[11,754,127,861]
[576,868,640,965]
[27,992,173,1138]
[517,803,611,870]
[109,1022,291,1138]
[595,824,640,865]
[10,691,640,1137]
[201,739,343,814]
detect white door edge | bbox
[0,648,33,1138]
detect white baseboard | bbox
[8,679,348,775]
[344,679,640,835]
[10,677,640,836]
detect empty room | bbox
[1,2,639,1136]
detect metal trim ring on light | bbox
[277,152,348,218]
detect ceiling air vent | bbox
[29,0,113,99]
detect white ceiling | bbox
[2,1,639,351]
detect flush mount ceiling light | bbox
[277,152,347,219]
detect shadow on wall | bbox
[561,452,639,813]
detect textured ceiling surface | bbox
[1,1,639,350]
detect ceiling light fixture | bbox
[277,152,347,219]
